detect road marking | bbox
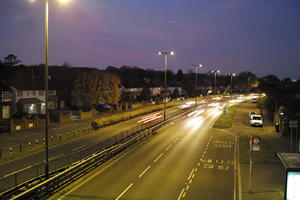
[56,142,139,200]
[237,137,242,200]
[138,166,151,178]
[115,183,133,200]
[165,144,172,151]
[3,164,34,178]
[72,145,87,152]
[234,136,237,200]
[154,153,164,163]
[188,168,195,180]
[47,153,64,161]
[177,188,185,200]
[186,185,190,190]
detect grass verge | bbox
[212,103,240,129]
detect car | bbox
[249,111,256,118]
[250,114,263,127]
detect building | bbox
[0,82,13,119]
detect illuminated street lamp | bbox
[228,73,236,91]
[158,51,174,120]
[192,64,203,107]
[29,0,71,179]
[211,70,220,91]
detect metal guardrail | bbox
[0,106,195,199]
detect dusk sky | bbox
[0,0,299,78]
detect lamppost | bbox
[228,73,236,92]
[29,0,70,179]
[211,70,220,91]
[158,51,174,121]
[192,64,202,107]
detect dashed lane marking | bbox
[115,183,133,200]
[154,153,164,163]
[138,166,151,178]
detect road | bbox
[53,103,236,200]
[0,103,194,178]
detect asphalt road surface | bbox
[53,104,236,200]
[0,103,194,178]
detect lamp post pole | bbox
[44,0,49,179]
[158,51,174,121]
[164,54,167,121]
[29,0,71,180]
[229,73,235,92]
[211,70,220,92]
[192,64,202,107]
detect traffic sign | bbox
[289,120,298,128]
[251,137,260,151]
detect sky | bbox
[0,0,299,78]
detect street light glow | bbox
[58,0,71,3]
[170,51,175,55]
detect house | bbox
[0,82,13,119]
[13,88,57,115]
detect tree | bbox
[72,70,121,108]
[176,69,183,84]
[2,54,21,66]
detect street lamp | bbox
[29,0,71,179]
[228,73,236,92]
[192,64,203,107]
[158,51,174,120]
[211,70,220,91]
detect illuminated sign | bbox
[286,171,300,200]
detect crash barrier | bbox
[0,106,194,199]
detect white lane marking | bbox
[3,164,33,178]
[186,185,190,190]
[48,153,64,161]
[154,153,164,163]
[115,183,133,200]
[72,145,87,152]
[56,146,136,200]
[138,166,151,178]
[234,136,237,200]
[237,137,242,200]
[188,168,195,180]
[177,188,185,200]
[165,144,172,151]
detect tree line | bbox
[1,54,299,123]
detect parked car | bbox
[249,111,256,119]
[250,114,263,127]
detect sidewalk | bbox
[230,101,290,200]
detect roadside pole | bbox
[248,135,253,193]
[290,126,293,152]
[289,120,298,152]
[249,135,260,193]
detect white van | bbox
[250,114,263,127]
